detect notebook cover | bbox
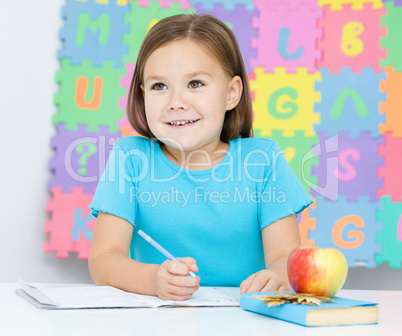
[240,291,378,327]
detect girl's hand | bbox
[239,269,290,295]
[155,257,200,301]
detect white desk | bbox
[2,283,401,336]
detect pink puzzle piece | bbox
[252,0,322,73]
[44,187,96,259]
[317,4,386,73]
[378,133,402,202]
[118,63,135,130]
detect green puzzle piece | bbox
[123,1,194,64]
[381,2,402,71]
[53,58,125,132]
[376,196,402,268]
[254,130,318,196]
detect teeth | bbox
[169,120,196,126]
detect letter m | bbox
[76,13,111,47]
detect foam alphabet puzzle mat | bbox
[46,0,402,269]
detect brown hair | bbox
[127,14,253,141]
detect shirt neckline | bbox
[155,139,236,176]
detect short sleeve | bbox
[89,142,139,226]
[259,141,313,230]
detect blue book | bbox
[240,292,378,327]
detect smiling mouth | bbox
[167,119,199,126]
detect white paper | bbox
[17,280,239,309]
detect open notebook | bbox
[16,280,240,310]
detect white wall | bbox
[0,0,92,284]
[0,0,401,289]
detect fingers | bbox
[159,282,200,301]
[177,257,199,274]
[156,259,200,301]
[240,270,289,294]
[240,274,256,294]
[246,271,272,293]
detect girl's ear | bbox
[140,84,145,97]
[226,75,243,111]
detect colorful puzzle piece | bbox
[53,58,125,132]
[298,197,317,246]
[49,124,121,194]
[376,196,402,268]
[190,0,254,11]
[315,67,386,137]
[307,132,339,201]
[379,67,402,137]
[312,131,384,202]
[317,4,387,73]
[382,0,402,7]
[58,0,130,67]
[193,3,258,73]
[378,133,402,201]
[254,130,319,195]
[318,0,384,10]
[310,195,382,268]
[381,2,402,71]
[44,187,96,259]
[138,0,192,8]
[118,62,136,130]
[123,0,194,64]
[252,0,322,73]
[251,67,320,137]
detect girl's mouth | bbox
[167,119,200,126]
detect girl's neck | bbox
[160,141,230,171]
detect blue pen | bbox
[138,229,197,278]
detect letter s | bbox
[334,148,360,181]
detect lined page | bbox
[21,281,240,309]
[40,286,156,308]
[159,287,239,307]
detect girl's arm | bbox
[240,213,301,294]
[88,212,200,300]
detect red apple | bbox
[287,245,348,297]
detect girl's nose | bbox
[168,89,188,111]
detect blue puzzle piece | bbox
[310,195,382,268]
[58,0,129,67]
[315,67,386,138]
[190,0,255,11]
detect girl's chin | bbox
[161,140,200,152]
[154,133,197,149]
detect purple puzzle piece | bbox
[193,4,258,73]
[49,124,122,194]
[383,0,402,6]
[311,131,384,202]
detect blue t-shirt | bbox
[90,136,312,286]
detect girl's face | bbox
[141,39,241,152]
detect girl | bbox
[89,14,312,301]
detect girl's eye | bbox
[152,83,167,90]
[189,80,203,88]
